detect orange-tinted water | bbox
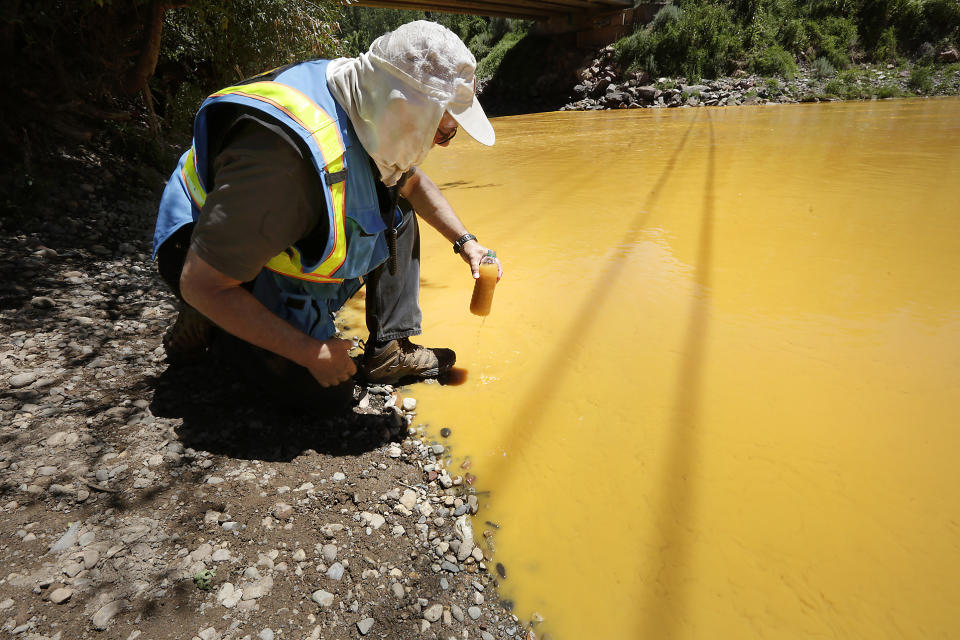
[344,98,960,639]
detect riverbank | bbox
[559,45,960,111]
[0,149,531,639]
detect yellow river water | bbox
[346,98,960,639]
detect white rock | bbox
[92,600,126,629]
[326,562,344,581]
[455,515,474,545]
[361,511,386,530]
[402,397,417,411]
[423,603,443,622]
[357,617,374,635]
[321,544,337,563]
[291,549,306,562]
[311,589,334,607]
[332,472,346,482]
[241,576,273,600]
[211,549,231,562]
[48,587,73,604]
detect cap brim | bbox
[449,96,495,146]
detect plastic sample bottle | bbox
[470,252,499,316]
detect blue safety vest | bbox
[153,59,393,339]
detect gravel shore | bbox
[0,151,538,640]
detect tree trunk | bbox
[124,0,168,95]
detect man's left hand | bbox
[459,239,502,281]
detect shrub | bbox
[813,56,837,78]
[780,18,810,53]
[908,65,933,92]
[876,84,904,98]
[476,27,529,79]
[751,44,798,78]
[873,27,899,63]
[806,16,857,69]
[615,1,743,81]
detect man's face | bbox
[433,112,458,147]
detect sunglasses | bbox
[435,125,457,145]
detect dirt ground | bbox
[0,146,535,640]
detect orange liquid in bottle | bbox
[470,262,499,316]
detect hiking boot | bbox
[162,303,215,363]
[360,337,455,384]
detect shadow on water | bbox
[635,109,716,638]
[483,113,700,488]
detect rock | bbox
[391,583,404,598]
[311,589,334,607]
[241,576,273,600]
[0,598,13,610]
[332,471,346,482]
[211,549,231,562]
[455,515,474,545]
[272,502,293,519]
[440,561,460,573]
[939,48,960,63]
[48,587,73,604]
[401,397,417,411]
[399,489,418,510]
[29,296,55,309]
[326,562,344,581]
[92,600,126,629]
[361,511,386,530]
[321,543,337,563]
[321,523,344,538]
[291,548,306,562]
[258,629,275,640]
[82,548,100,569]
[357,617,375,635]
[457,540,475,562]
[423,603,443,622]
[468,606,482,620]
[8,372,39,388]
[451,604,465,621]
[217,583,242,608]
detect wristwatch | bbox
[453,233,477,254]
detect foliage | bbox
[193,569,216,591]
[874,26,900,62]
[751,44,799,78]
[615,1,744,81]
[336,7,526,63]
[813,56,837,77]
[908,64,934,91]
[476,26,530,79]
[160,0,341,98]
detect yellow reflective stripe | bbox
[210,81,348,279]
[182,147,207,209]
[265,249,344,284]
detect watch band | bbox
[453,233,477,254]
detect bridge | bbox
[344,0,665,47]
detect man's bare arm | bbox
[179,249,355,387]
[400,167,500,279]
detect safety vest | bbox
[154,59,390,291]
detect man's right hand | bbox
[306,338,357,387]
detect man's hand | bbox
[303,338,357,387]
[400,168,503,282]
[459,239,503,280]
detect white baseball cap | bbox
[369,21,496,146]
